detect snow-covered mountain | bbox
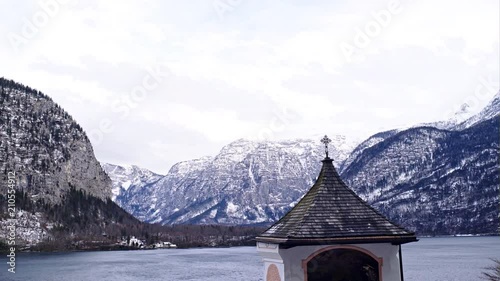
[339,129,399,174]
[342,117,499,234]
[342,92,499,234]
[340,91,500,174]
[107,136,358,225]
[101,163,163,201]
[101,163,164,221]
[109,91,499,235]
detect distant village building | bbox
[128,236,144,248]
[155,241,178,249]
[118,236,177,249]
[256,135,417,281]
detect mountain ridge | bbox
[342,117,499,234]
[108,136,358,225]
[107,91,499,235]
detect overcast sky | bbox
[0,0,498,174]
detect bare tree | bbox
[482,259,500,281]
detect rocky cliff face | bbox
[0,78,138,246]
[0,78,111,203]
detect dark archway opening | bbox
[307,248,380,281]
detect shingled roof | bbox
[256,157,417,246]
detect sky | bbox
[0,0,498,174]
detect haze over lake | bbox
[1,237,499,281]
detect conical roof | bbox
[256,157,417,246]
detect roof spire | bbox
[257,133,417,245]
[321,135,332,159]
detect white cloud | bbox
[0,0,498,172]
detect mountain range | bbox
[104,136,358,225]
[1,75,497,245]
[105,92,499,235]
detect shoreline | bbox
[3,234,498,254]
[1,241,258,254]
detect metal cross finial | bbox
[321,135,332,158]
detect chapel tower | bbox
[256,135,417,281]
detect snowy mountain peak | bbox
[217,135,358,165]
[102,163,163,201]
[458,103,471,114]
[167,156,214,177]
[106,135,359,225]
[411,91,498,131]
[450,102,473,122]
[454,91,500,130]
[217,139,258,163]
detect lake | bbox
[1,237,498,281]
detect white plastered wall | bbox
[257,242,403,281]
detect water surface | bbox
[1,237,498,281]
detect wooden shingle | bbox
[256,157,417,246]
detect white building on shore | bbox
[155,241,178,249]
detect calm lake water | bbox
[0,237,498,281]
